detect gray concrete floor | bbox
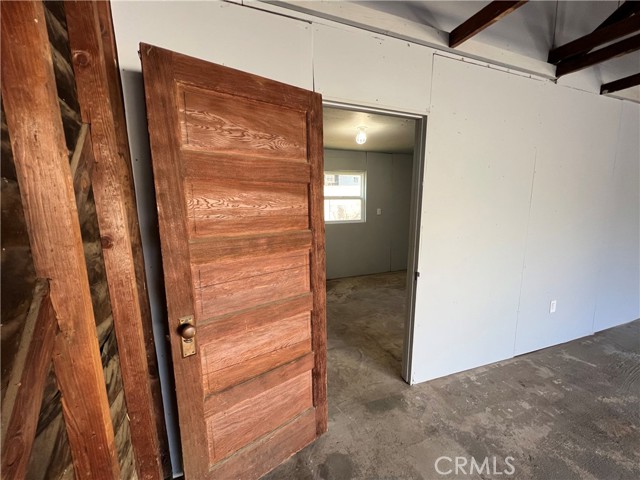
[265,271,640,480]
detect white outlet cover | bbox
[550,300,557,314]
[377,208,382,215]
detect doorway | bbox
[322,104,425,383]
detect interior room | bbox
[1,1,639,479]
[322,106,417,381]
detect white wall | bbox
[411,55,638,383]
[593,102,640,332]
[111,2,639,457]
[325,150,413,279]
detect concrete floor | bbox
[265,271,640,480]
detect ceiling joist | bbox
[548,15,640,65]
[597,0,640,30]
[448,1,528,48]
[600,72,640,94]
[556,33,640,77]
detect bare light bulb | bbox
[355,127,367,145]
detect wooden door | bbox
[140,44,326,479]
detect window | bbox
[324,171,366,223]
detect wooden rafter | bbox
[449,1,528,48]
[548,15,640,64]
[1,1,120,478]
[1,281,57,480]
[597,0,640,30]
[601,72,640,94]
[556,33,640,77]
[64,1,165,479]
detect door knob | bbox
[178,323,196,340]
[178,315,196,357]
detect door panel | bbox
[186,178,310,237]
[141,44,326,479]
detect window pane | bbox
[324,199,362,222]
[324,173,362,197]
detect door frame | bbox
[322,100,426,384]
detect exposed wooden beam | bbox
[64,1,164,479]
[92,4,170,472]
[449,1,528,48]
[597,1,640,30]
[1,281,56,480]
[600,72,640,94]
[548,15,640,64]
[0,1,120,478]
[556,33,640,77]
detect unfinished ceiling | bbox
[323,107,416,153]
[276,1,640,102]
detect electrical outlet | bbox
[549,300,557,314]
[377,208,382,215]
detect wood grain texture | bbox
[64,2,163,478]
[194,251,310,289]
[189,230,312,264]
[206,372,313,463]
[187,178,309,237]
[1,2,120,478]
[183,150,311,184]
[202,311,311,375]
[208,409,317,480]
[199,292,312,333]
[1,281,56,480]
[172,51,314,113]
[449,1,528,48]
[142,43,326,478]
[308,93,328,435]
[141,43,210,479]
[94,2,169,473]
[205,353,314,415]
[205,340,312,395]
[180,85,307,161]
[194,252,310,319]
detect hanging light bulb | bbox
[355,126,367,145]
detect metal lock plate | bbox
[178,315,196,358]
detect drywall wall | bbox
[313,23,434,113]
[325,150,413,279]
[414,56,540,381]
[513,79,621,355]
[593,101,640,332]
[110,2,639,458]
[412,55,637,383]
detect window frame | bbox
[323,170,367,224]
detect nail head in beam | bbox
[449,1,528,48]
[556,33,640,77]
[600,72,640,94]
[548,15,640,65]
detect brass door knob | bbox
[178,323,196,340]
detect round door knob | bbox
[178,323,196,340]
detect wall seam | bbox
[512,147,538,356]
